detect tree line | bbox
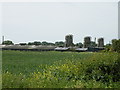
[2,40,82,47]
[2,39,120,53]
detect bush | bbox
[2,40,14,45]
[111,39,120,53]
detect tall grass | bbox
[2,50,120,88]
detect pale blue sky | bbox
[1,2,118,44]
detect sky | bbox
[0,1,119,44]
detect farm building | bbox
[75,47,104,52]
[54,47,69,51]
[1,45,56,51]
[0,35,105,52]
[75,48,88,52]
[1,45,104,52]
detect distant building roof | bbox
[54,47,69,51]
[1,45,56,50]
[75,48,88,51]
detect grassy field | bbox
[2,50,120,88]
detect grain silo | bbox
[65,34,73,47]
[83,36,91,48]
[97,38,104,47]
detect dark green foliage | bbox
[90,41,97,47]
[47,42,55,46]
[75,42,83,48]
[111,39,120,53]
[105,44,112,52]
[104,39,120,53]
[2,40,14,45]
[81,53,120,84]
[28,42,34,45]
[28,41,55,46]
[28,41,41,45]
[41,41,48,45]
[55,41,64,47]
[33,41,41,45]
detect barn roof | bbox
[54,47,69,51]
[1,45,56,50]
[75,48,88,51]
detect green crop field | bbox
[2,50,120,88]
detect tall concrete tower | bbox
[118,1,120,39]
[65,34,73,47]
[83,36,91,48]
[97,38,104,47]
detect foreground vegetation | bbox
[2,50,120,88]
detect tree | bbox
[105,44,112,52]
[55,41,64,47]
[111,39,120,53]
[75,42,83,48]
[90,41,97,47]
[2,40,14,45]
[28,42,34,45]
[42,41,48,45]
[33,41,41,46]
[47,42,55,46]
